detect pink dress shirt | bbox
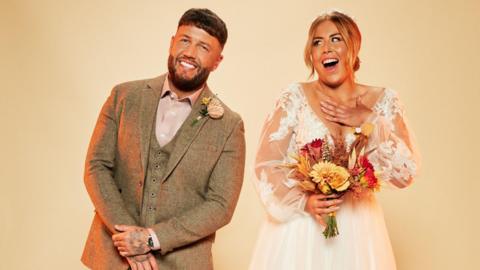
[155,79,203,146]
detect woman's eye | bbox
[332,36,342,42]
[313,39,322,46]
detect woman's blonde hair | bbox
[304,10,362,78]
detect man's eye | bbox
[200,45,209,52]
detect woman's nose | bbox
[322,42,332,53]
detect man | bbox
[82,8,245,270]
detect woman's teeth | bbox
[322,59,339,68]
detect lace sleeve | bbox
[253,86,309,223]
[367,89,421,188]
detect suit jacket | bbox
[81,74,246,269]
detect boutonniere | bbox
[191,96,224,126]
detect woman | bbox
[249,10,420,270]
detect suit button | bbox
[152,178,157,183]
[151,192,156,198]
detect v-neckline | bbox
[295,83,387,140]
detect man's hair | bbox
[178,8,228,48]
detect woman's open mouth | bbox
[322,58,339,70]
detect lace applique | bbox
[269,85,302,142]
[258,170,274,205]
[373,89,404,131]
[369,139,417,184]
[367,89,418,184]
[257,169,306,222]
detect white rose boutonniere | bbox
[206,98,224,119]
[191,96,224,126]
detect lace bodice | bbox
[254,83,420,223]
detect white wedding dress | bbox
[249,83,420,270]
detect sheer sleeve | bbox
[253,87,309,223]
[367,89,421,188]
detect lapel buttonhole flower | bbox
[191,96,224,126]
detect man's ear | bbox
[169,35,175,52]
[211,54,224,72]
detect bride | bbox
[249,10,420,270]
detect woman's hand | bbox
[305,193,343,226]
[320,97,372,127]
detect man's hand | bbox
[112,225,151,257]
[126,253,159,270]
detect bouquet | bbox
[283,126,381,238]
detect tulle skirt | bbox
[248,193,396,270]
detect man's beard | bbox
[168,55,210,92]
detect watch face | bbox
[148,237,154,248]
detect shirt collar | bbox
[161,78,203,106]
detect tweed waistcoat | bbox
[140,123,178,227]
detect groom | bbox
[81,8,245,270]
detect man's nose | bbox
[182,44,197,58]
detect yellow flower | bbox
[309,162,351,192]
[318,182,333,195]
[202,97,212,105]
[290,154,311,179]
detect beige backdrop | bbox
[1,0,479,269]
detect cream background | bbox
[1,0,479,269]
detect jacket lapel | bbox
[139,75,166,178]
[161,87,213,181]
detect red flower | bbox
[359,156,374,170]
[363,168,378,188]
[300,139,324,161]
[310,139,323,148]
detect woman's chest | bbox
[291,102,357,150]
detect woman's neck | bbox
[315,79,361,104]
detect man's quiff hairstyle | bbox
[178,8,228,48]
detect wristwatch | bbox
[147,234,154,249]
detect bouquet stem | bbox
[323,212,339,238]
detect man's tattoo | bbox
[128,229,150,255]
